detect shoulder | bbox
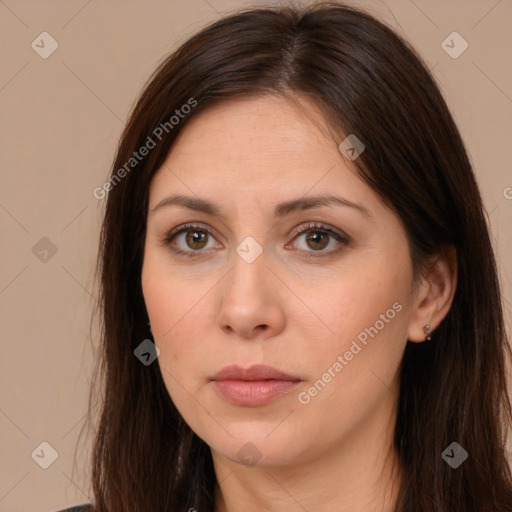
[54,505,94,512]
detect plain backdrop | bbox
[0,0,511,510]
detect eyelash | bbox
[160,222,350,259]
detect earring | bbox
[423,324,432,341]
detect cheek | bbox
[142,269,209,416]
[144,278,207,359]
[142,255,180,361]
[306,253,410,346]
[143,245,202,337]
[291,287,409,451]
[294,249,413,401]
[141,251,217,389]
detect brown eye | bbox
[184,229,209,250]
[288,223,349,257]
[162,223,218,257]
[305,231,330,251]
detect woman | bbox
[66,1,512,511]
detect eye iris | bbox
[306,231,328,250]
[185,230,208,250]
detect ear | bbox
[407,245,458,343]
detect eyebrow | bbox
[149,193,371,219]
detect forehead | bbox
[149,95,367,202]
[145,96,410,246]
[172,94,335,145]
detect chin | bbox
[208,427,309,468]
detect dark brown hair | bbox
[83,2,512,510]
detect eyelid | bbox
[288,222,349,243]
[164,221,216,241]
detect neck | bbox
[212,396,402,512]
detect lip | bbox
[211,364,302,407]
[211,364,301,382]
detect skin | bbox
[141,95,457,512]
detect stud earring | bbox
[424,324,432,341]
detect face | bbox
[141,95,421,469]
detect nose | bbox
[216,248,286,340]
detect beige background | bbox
[0,0,511,510]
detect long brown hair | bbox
[83,2,512,510]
